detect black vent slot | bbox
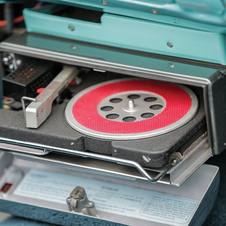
[53,5,103,23]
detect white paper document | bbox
[14,169,199,225]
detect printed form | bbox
[14,169,199,226]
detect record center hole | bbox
[123,116,136,122]
[144,97,157,102]
[110,98,122,103]
[106,114,119,119]
[127,94,140,99]
[150,104,163,110]
[101,106,114,111]
[141,113,154,119]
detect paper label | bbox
[14,169,199,225]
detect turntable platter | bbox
[65,79,198,140]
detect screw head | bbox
[151,9,159,14]
[101,1,109,5]
[69,25,75,31]
[172,159,178,165]
[8,64,14,70]
[16,59,22,65]
[2,55,13,65]
[71,45,76,50]
[169,63,175,68]
[167,42,173,48]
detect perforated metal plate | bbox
[98,91,166,122]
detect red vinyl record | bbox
[65,79,198,140]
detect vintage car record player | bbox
[0,0,226,225]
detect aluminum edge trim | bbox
[0,42,211,86]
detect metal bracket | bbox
[2,53,18,70]
[145,154,183,182]
[0,130,208,184]
[67,186,98,217]
[0,137,184,183]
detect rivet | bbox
[167,42,173,48]
[71,45,76,50]
[69,25,75,31]
[151,9,159,14]
[169,63,175,68]
[101,1,109,5]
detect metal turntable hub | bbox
[65,79,198,140]
[98,91,166,122]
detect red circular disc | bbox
[66,79,196,138]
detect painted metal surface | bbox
[0,33,222,81]
[1,33,226,155]
[41,0,226,30]
[23,5,226,65]
[0,151,220,226]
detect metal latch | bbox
[66,186,99,217]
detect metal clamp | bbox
[67,186,98,217]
